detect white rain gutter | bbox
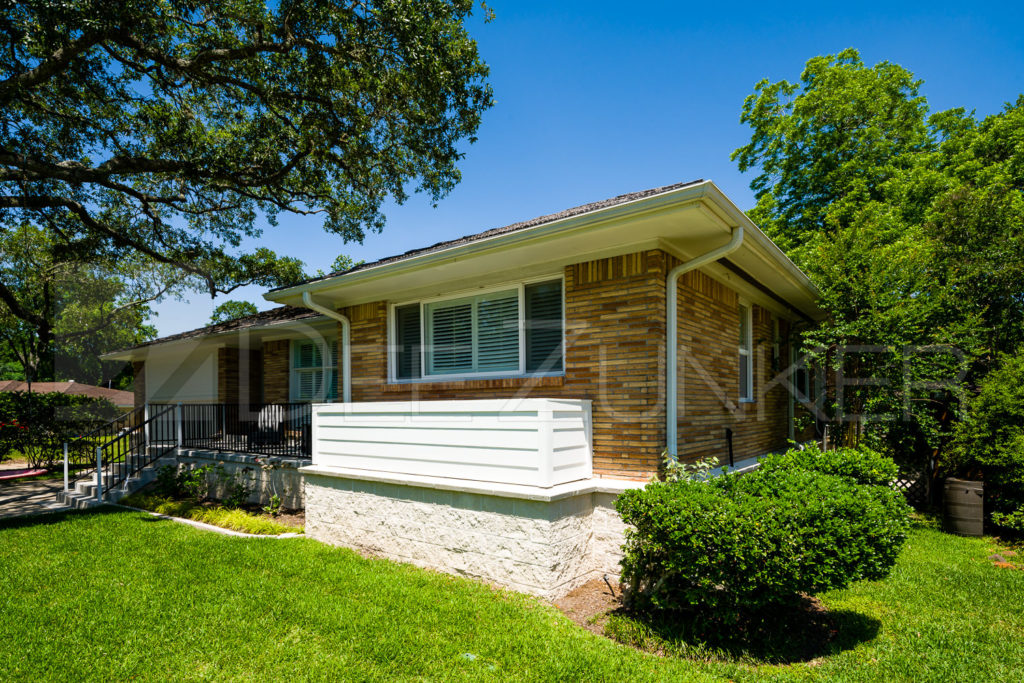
[666,226,744,456]
[301,291,351,403]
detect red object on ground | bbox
[0,468,47,481]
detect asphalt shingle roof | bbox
[122,180,705,353]
[109,305,322,354]
[0,380,133,405]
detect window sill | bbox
[383,374,566,393]
[738,398,756,404]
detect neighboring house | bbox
[104,179,823,598]
[0,380,134,411]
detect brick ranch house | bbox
[105,179,823,598]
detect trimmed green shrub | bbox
[944,350,1024,526]
[991,508,1024,534]
[757,442,899,487]
[0,391,119,467]
[615,462,911,622]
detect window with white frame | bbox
[738,302,753,401]
[291,338,338,401]
[391,279,564,381]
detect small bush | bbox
[616,459,911,623]
[153,465,179,498]
[991,507,1024,534]
[758,442,899,487]
[663,451,718,482]
[213,464,251,509]
[152,463,251,507]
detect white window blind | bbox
[396,279,563,381]
[425,290,519,376]
[292,338,338,401]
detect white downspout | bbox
[301,291,352,403]
[666,226,744,457]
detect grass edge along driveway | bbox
[1,507,1022,682]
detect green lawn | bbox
[0,509,1021,682]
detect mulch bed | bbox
[553,578,623,636]
[236,502,304,529]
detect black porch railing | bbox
[98,405,178,493]
[65,404,178,497]
[165,403,313,459]
[65,405,146,468]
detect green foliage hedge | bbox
[757,442,900,487]
[945,350,1024,529]
[0,392,119,467]
[615,446,911,621]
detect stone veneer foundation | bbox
[176,450,306,509]
[302,467,637,600]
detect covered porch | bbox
[153,402,315,459]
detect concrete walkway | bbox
[0,478,71,520]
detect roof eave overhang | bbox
[266,181,715,301]
[100,315,334,362]
[265,180,823,320]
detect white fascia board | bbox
[266,180,821,318]
[699,184,821,298]
[264,181,715,304]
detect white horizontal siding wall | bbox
[145,346,218,403]
[312,399,592,487]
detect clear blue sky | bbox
[150,0,1024,337]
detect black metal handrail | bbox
[172,402,313,459]
[64,405,146,468]
[96,404,178,495]
[64,401,313,500]
[65,404,177,498]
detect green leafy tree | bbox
[329,254,365,274]
[732,48,932,261]
[1,0,492,297]
[209,300,259,325]
[311,253,366,279]
[0,224,159,384]
[733,48,1023,469]
[944,350,1024,523]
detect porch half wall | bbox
[303,397,631,599]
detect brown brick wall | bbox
[672,268,790,464]
[340,250,668,480]
[262,340,290,403]
[218,347,263,405]
[132,361,145,408]
[332,248,792,480]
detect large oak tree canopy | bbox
[0,0,493,296]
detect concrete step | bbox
[54,457,173,509]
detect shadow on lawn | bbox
[605,593,881,665]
